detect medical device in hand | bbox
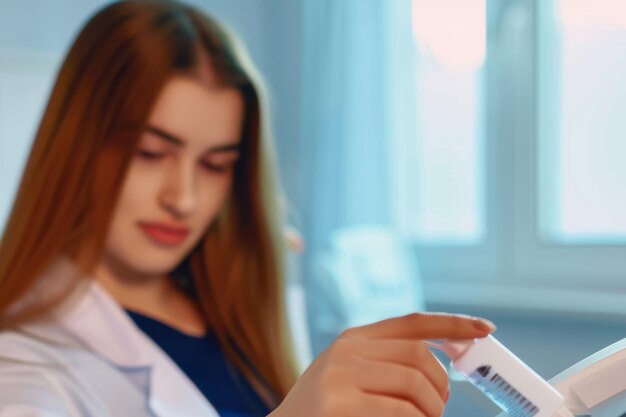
[457,337,626,417]
[428,335,574,417]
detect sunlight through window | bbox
[541,0,626,242]
[408,0,486,244]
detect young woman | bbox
[0,1,496,416]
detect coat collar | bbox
[29,257,220,417]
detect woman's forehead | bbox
[145,76,244,151]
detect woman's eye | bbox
[137,150,164,160]
[201,161,233,173]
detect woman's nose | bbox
[159,163,196,218]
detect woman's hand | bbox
[270,312,496,417]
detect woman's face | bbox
[103,75,244,276]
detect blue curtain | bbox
[297,0,418,355]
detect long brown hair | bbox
[0,0,297,406]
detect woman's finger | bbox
[349,359,444,417]
[343,312,496,341]
[335,338,449,400]
[354,389,427,417]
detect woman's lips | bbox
[138,222,190,246]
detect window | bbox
[397,0,626,314]
[408,0,486,244]
[539,0,626,243]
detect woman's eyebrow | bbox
[145,125,184,146]
[208,143,241,154]
[145,125,241,153]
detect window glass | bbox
[410,0,486,243]
[540,0,626,242]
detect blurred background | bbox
[1,1,625,415]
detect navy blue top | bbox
[126,310,271,417]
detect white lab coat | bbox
[0,257,222,417]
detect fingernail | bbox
[473,319,497,333]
